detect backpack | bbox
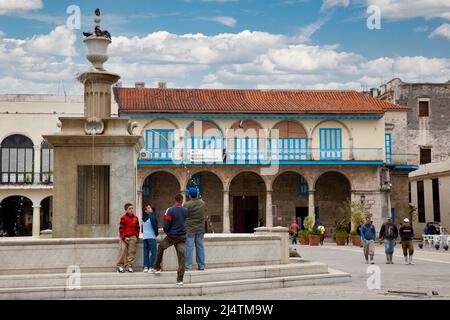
[364,226,373,240]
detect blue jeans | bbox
[143,239,157,269]
[384,239,395,254]
[185,232,205,270]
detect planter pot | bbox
[335,237,347,246]
[309,235,320,246]
[352,236,361,247]
[299,235,309,245]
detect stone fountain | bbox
[44,10,144,238]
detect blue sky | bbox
[0,0,449,94]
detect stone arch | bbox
[271,171,310,228]
[139,118,180,136]
[229,171,267,233]
[141,171,182,226]
[0,195,34,237]
[271,119,308,139]
[310,119,353,140]
[186,119,224,137]
[0,133,35,148]
[40,196,53,231]
[185,170,225,233]
[314,171,352,231]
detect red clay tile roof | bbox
[115,88,406,115]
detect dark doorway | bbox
[233,196,259,233]
[296,207,308,229]
[0,196,33,237]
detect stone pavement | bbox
[178,241,450,300]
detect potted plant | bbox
[350,230,361,246]
[309,226,322,246]
[298,229,310,245]
[351,202,366,246]
[333,230,349,246]
[302,216,317,246]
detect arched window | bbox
[1,135,34,184]
[40,140,54,183]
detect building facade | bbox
[0,88,413,237]
[0,95,84,237]
[374,78,450,166]
[409,160,450,232]
[116,87,409,234]
[373,78,450,230]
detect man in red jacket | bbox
[116,203,140,273]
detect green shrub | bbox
[350,230,359,237]
[303,216,314,231]
[332,230,348,241]
[309,226,322,236]
[298,229,310,238]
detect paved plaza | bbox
[178,242,450,300]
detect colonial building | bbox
[0,95,84,237]
[374,78,450,166]
[115,87,409,234]
[409,159,450,232]
[373,78,450,229]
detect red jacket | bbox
[119,214,140,240]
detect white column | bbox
[223,190,230,233]
[32,205,41,237]
[34,145,41,183]
[266,190,273,228]
[308,189,316,222]
[137,190,143,222]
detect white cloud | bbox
[0,26,80,94]
[1,26,449,94]
[430,24,450,41]
[0,0,42,15]
[321,0,350,12]
[202,16,237,27]
[366,0,450,20]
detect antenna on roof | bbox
[57,80,67,101]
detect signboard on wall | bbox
[189,149,223,163]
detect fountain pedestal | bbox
[44,30,143,238]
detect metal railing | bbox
[0,172,53,185]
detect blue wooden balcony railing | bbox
[139,136,392,164]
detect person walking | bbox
[379,217,398,264]
[399,218,415,265]
[142,204,158,273]
[151,194,188,287]
[290,220,300,245]
[360,217,376,264]
[184,187,207,271]
[116,203,140,273]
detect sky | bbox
[0,0,449,94]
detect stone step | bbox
[0,268,351,300]
[0,260,328,289]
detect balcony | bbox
[138,137,387,165]
[0,172,53,186]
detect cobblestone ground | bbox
[179,241,450,300]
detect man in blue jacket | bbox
[360,217,377,264]
[151,194,188,287]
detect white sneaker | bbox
[176,282,183,287]
[151,268,161,274]
[404,257,409,265]
[116,266,125,273]
[409,257,415,265]
[127,268,134,273]
[143,268,149,273]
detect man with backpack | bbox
[360,217,376,264]
[379,217,398,264]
